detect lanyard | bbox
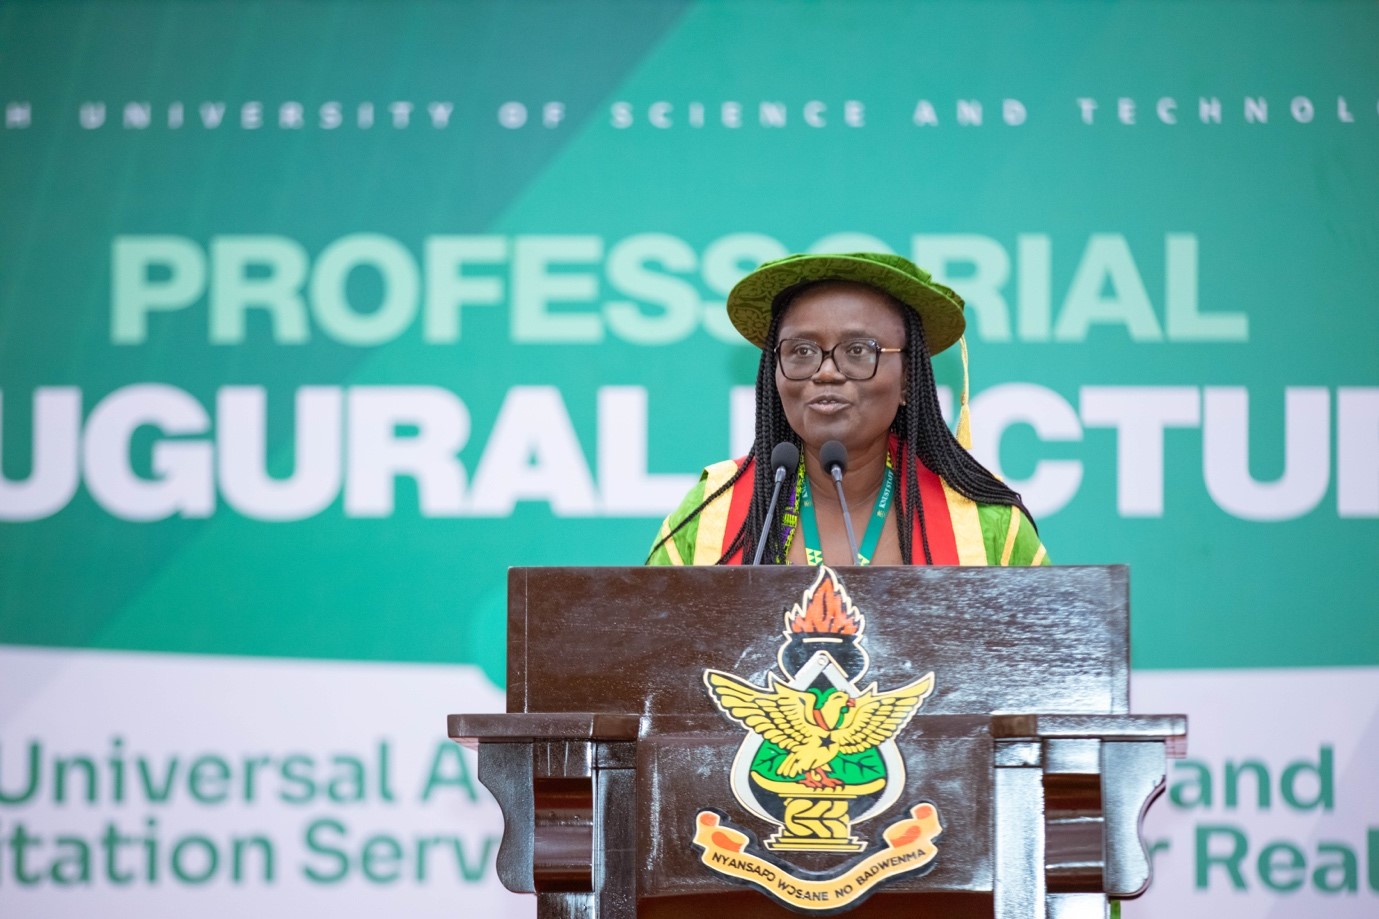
[798,453,895,566]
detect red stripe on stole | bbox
[891,433,960,565]
[722,457,755,564]
[910,460,959,565]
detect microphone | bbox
[751,442,800,565]
[820,440,860,566]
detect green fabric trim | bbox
[1012,509,1051,566]
[645,471,708,565]
[976,503,1050,566]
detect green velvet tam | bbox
[726,251,967,356]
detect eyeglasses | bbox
[774,338,905,381]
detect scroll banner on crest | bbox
[691,807,943,911]
[1,1,1376,917]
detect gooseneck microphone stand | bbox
[751,442,801,565]
[820,440,860,566]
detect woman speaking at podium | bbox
[647,252,1049,568]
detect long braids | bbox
[891,307,1032,563]
[723,309,800,564]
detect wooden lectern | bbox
[449,565,1186,919]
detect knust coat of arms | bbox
[691,567,945,912]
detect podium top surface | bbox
[507,565,1129,718]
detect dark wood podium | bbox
[449,565,1186,919]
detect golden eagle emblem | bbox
[705,670,934,790]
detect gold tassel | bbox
[956,336,973,450]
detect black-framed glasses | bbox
[774,338,905,381]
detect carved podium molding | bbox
[450,565,1186,919]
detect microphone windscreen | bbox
[770,442,800,475]
[820,440,848,474]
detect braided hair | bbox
[648,282,1031,565]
